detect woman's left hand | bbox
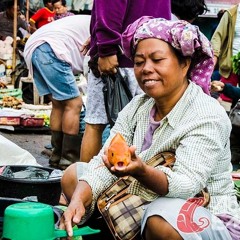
[102,146,147,177]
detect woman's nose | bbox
[142,60,153,74]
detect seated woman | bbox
[60,17,240,239]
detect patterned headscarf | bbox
[122,17,214,94]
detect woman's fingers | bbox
[58,203,85,237]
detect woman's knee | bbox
[143,215,183,240]
[65,96,82,112]
[61,163,78,195]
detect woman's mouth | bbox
[143,79,158,87]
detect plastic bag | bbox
[229,101,240,135]
[0,135,39,166]
[102,70,133,127]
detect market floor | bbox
[0,129,51,167]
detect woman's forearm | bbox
[71,180,93,208]
[134,165,169,196]
[222,83,240,103]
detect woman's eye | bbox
[152,58,162,62]
[134,61,144,66]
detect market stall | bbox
[0,0,51,131]
[0,98,51,131]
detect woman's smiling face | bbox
[134,38,190,102]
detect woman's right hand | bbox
[102,145,147,178]
[59,199,86,237]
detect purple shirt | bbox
[54,12,74,20]
[141,105,161,152]
[89,0,171,68]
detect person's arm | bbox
[59,181,92,237]
[211,80,224,92]
[211,81,240,102]
[222,83,240,103]
[98,55,118,74]
[211,11,230,67]
[29,20,37,32]
[29,8,43,31]
[80,37,91,56]
[94,0,128,74]
[17,17,29,32]
[163,115,230,199]
[103,116,230,200]
[94,0,127,57]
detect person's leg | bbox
[52,96,83,169]
[48,90,82,169]
[144,216,183,240]
[49,97,64,131]
[80,123,106,162]
[61,96,82,135]
[49,96,82,168]
[81,71,109,162]
[32,42,82,168]
[49,130,63,167]
[32,46,64,167]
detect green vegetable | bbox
[232,52,240,75]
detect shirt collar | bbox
[164,81,196,128]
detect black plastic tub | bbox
[0,165,62,206]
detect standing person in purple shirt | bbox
[80,0,171,163]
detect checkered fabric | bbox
[108,194,147,240]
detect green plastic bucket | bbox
[2,202,100,240]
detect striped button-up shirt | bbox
[79,81,240,221]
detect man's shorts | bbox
[84,69,143,124]
[31,42,80,101]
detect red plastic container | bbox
[20,117,44,127]
[0,117,21,125]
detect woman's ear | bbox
[182,58,191,77]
